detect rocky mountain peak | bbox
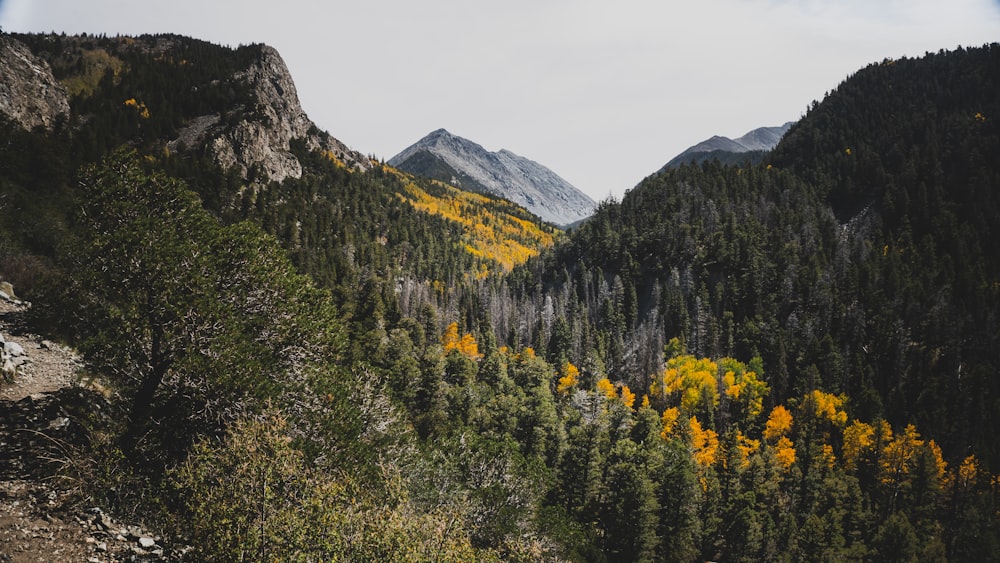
[0,35,70,131]
[389,130,595,226]
[659,121,795,171]
[203,44,371,183]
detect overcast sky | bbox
[2,0,998,200]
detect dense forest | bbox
[1,32,998,561]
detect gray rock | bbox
[139,536,156,548]
[186,45,370,185]
[0,36,71,131]
[5,341,24,357]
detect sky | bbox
[1,1,998,200]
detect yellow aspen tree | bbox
[620,385,636,409]
[660,407,680,440]
[442,322,461,352]
[457,332,481,359]
[880,424,924,486]
[596,378,617,400]
[808,389,849,427]
[957,455,980,490]
[927,440,948,486]
[763,405,793,443]
[775,436,796,472]
[842,419,875,471]
[556,362,579,395]
[736,431,761,469]
[689,416,719,467]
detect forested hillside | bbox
[1,32,998,561]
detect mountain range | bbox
[388,128,595,226]
[1,31,999,561]
[659,121,795,170]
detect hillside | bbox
[1,31,999,561]
[389,128,596,226]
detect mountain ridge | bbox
[660,121,794,170]
[389,128,595,226]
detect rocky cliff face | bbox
[177,45,371,183]
[0,36,70,131]
[389,129,595,226]
[2,33,367,185]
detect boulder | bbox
[5,340,25,357]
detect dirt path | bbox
[0,300,173,562]
[0,300,85,403]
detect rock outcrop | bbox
[176,45,371,183]
[0,35,71,131]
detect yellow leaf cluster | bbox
[719,359,768,418]
[927,440,948,485]
[807,389,848,427]
[880,424,923,486]
[958,455,979,489]
[775,436,796,472]
[123,98,150,119]
[320,150,347,168]
[596,378,617,400]
[390,168,558,276]
[763,405,793,442]
[735,431,761,469]
[620,385,636,409]
[651,355,719,413]
[689,416,719,467]
[660,407,680,440]
[841,419,874,471]
[441,322,481,360]
[556,362,579,395]
[821,444,836,469]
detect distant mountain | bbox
[660,122,794,170]
[389,129,595,226]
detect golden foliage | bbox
[620,385,636,409]
[689,416,719,467]
[735,431,761,470]
[821,444,836,469]
[660,407,680,440]
[441,322,481,360]
[927,439,948,485]
[774,436,796,472]
[957,455,980,489]
[123,98,150,119]
[806,389,848,427]
[596,378,617,400]
[556,362,579,395]
[880,424,924,486]
[388,166,558,277]
[651,354,719,413]
[763,405,793,443]
[841,419,874,471]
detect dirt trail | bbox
[0,300,172,562]
[0,300,85,403]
